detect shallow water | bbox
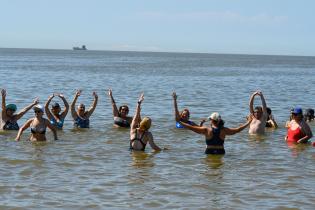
[0,48,315,209]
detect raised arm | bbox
[59,94,69,119]
[70,90,81,119]
[249,91,257,114]
[178,118,207,135]
[172,92,181,122]
[86,92,98,117]
[224,115,253,135]
[130,93,144,130]
[147,132,162,151]
[108,89,119,117]
[1,89,7,119]
[46,119,58,140]
[15,119,32,141]
[15,97,39,120]
[258,91,267,114]
[44,94,54,120]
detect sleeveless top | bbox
[205,127,224,146]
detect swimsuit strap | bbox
[130,129,147,150]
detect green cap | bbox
[6,104,17,111]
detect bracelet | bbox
[138,101,141,105]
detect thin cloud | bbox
[140,11,288,24]
[112,44,162,52]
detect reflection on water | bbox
[1,49,315,209]
[203,154,224,170]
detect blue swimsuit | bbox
[176,120,194,128]
[74,117,90,128]
[50,118,64,129]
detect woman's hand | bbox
[1,89,6,97]
[108,88,112,97]
[58,94,65,99]
[75,90,82,97]
[172,92,177,100]
[138,93,144,104]
[33,97,39,105]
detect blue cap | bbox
[292,107,302,114]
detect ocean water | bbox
[0,48,315,209]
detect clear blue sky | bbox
[1,0,314,56]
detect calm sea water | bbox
[0,48,315,209]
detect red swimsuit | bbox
[287,126,305,143]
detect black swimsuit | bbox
[3,121,19,130]
[114,117,130,128]
[130,130,147,151]
[205,127,225,155]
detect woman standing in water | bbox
[177,112,252,155]
[129,93,161,151]
[15,105,57,141]
[108,88,132,128]
[70,90,98,128]
[172,92,198,128]
[1,89,39,130]
[45,93,69,129]
[285,107,313,144]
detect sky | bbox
[1,0,315,56]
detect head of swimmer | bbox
[180,109,190,122]
[139,117,151,131]
[51,103,61,115]
[5,104,17,117]
[253,106,263,119]
[77,103,85,115]
[119,105,129,118]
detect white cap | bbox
[33,104,44,112]
[208,112,221,121]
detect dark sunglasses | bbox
[34,110,43,113]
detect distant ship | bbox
[73,45,87,50]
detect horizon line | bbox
[0,47,314,58]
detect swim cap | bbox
[6,104,17,111]
[33,104,44,112]
[52,102,60,108]
[139,117,151,130]
[208,112,221,121]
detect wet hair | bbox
[119,105,129,115]
[266,107,272,115]
[304,108,314,121]
[211,118,225,129]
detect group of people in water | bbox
[1,88,314,155]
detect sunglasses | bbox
[34,110,43,113]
